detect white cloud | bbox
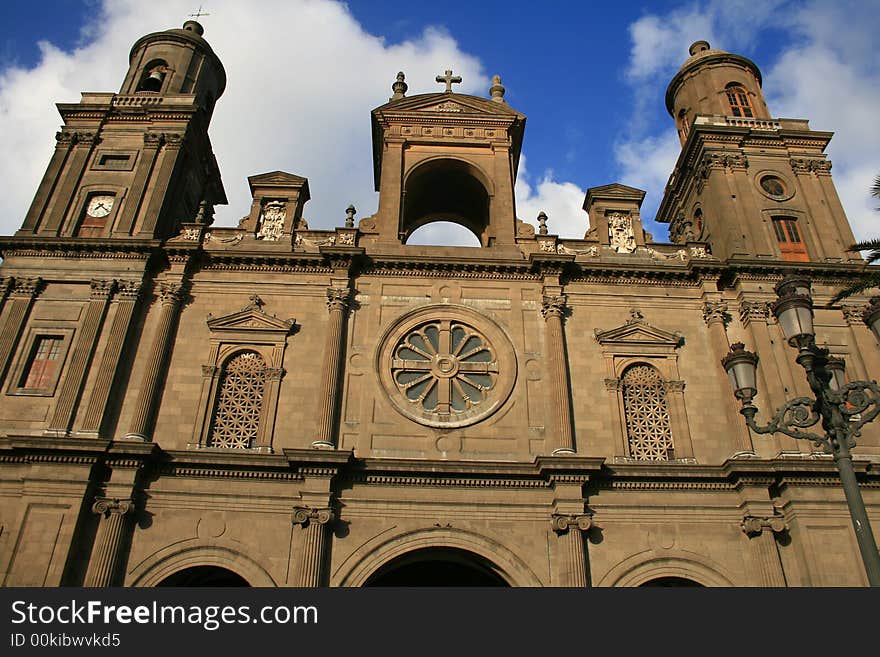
[0,0,489,235]
[514,155,588,239]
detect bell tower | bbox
[17,20,227,241]
[362,72,525,252]
[657,41,860,264]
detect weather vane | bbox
[189,5,210,19]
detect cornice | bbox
[0,237,159,260]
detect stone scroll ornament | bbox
[256,201,286,241]
[608,212,636,253]
[551,514,593,533]
[292,507,336,527]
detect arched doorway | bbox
[365,547,509,587]
[640,576,703,587]
[156,565,250,587]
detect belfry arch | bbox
[400,158,492,246]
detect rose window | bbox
[379,307,516,428]
[392,320,497,417]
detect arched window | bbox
[725,84,754,118]
[677,109,690,141]
[207,351,267,449]
[771,216,809,262]
[621,363,674,461]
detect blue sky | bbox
[0,0,878,245]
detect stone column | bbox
[840,305,871,381]
[552,513,592,587]
[741,514,788,586]
[740,300,799,454]
[114,133,163,235]
[541,294,575,454]
[312,287,350,449]
[0,277,42,383]
[703,300,753,453]
[43,131,99,236]
[126,282,184,441]
[47,279,115,436]
[19,130,78,233]
[83,497,134,587]
[291,506,335,587]
[79,280,143,435]
[137,133,184,237]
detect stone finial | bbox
[391,71,408,101]
[537,211,548,235]
[489,74,506,103]
[345,204,356,228]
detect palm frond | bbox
[830,270,880,304]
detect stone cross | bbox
[435,69,462,93]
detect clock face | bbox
[86,195,114,218]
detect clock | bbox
[86,195,114,218]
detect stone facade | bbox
[0,24,878,587]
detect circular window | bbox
[758,175,791,200]
[378,306,516,428]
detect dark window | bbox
[726,84,754,118]
[21,336,63,390]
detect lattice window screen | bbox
[207,351,267,449]
[622,363,674,460]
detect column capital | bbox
[741,514,787,537]
[90,279,117,300]
[841,304,868,326]
[702,300,729,327]
[551,513,592,534]
[92,497,134,518]
[739,300,773,327]
[116,279,143,302]
[158,282,185,307]
[541,294,568,320]
[292,506,336,528]
[10,276,43,298]
[326,287,352,312]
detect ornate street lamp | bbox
[722,275,880,586]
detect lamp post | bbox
[722,275,880,586]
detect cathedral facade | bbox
[0,23,877,587]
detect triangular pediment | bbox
[207,306,295,334]
[375,92,523,118]
[595,318,683,348]
[248,171,308,186]
[583,183,647,211]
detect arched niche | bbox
[401,158,492,246]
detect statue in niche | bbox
[256,201,286,241]
[608,212,636,253]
